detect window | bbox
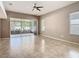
[41,19,45,32]
[10,18,36,34]
[14,21,21,31]
[70,12,79,35]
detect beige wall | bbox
[0,19,10,38]
[6,11,37,20]
[0,19,1,38]
[1,19,10,38]
[40,2,79,44]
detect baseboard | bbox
[41,34,79,46]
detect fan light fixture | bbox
[32,3,43,11]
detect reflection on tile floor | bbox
[0,34,79,58]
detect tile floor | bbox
[0,34,79,58]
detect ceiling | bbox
[3,1,77,16]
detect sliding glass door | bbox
[10,18,36,34]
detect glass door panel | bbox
[21,21,31,33]
[10,18,37,35]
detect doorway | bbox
[10,18,37,36]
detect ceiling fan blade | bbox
[37,8,41,11]
[37,6,43,8]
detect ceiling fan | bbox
[32,3,43,11]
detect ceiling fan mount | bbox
[32,3,43,11]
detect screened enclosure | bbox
[10,18,37,35]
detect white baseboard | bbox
[41,34,79,46]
